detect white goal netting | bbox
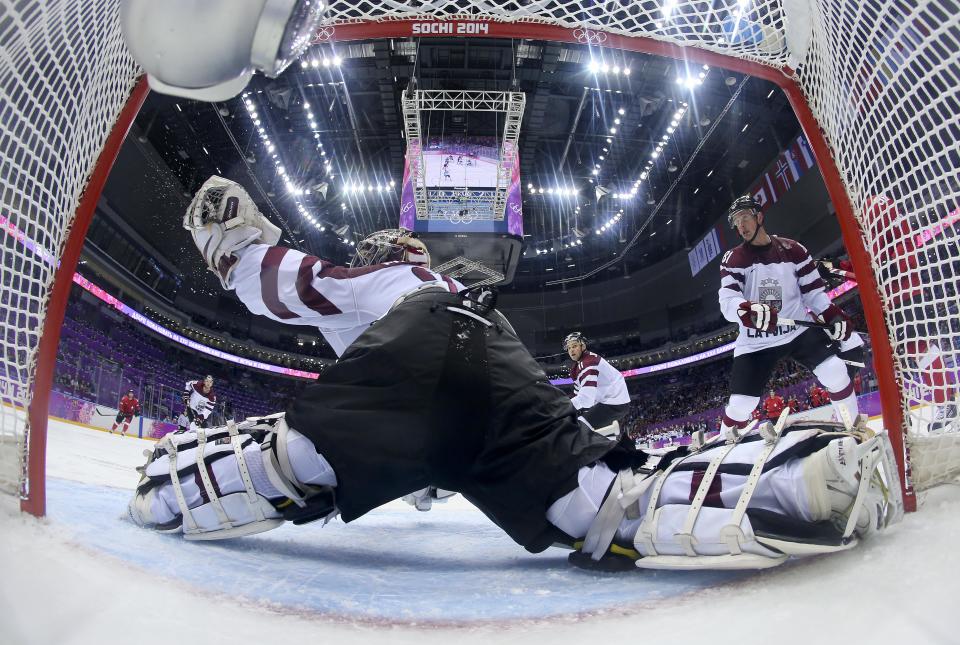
[0,0,141,507]
[1,0,958,513]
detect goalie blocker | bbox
[129,413,903,570]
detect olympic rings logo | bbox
[312,26,335,42]
[448,210,475,225]
[573,28,608,45]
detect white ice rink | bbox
[1,417,959,645]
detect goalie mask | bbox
[350,229,430,268]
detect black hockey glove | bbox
[822,304,853,341]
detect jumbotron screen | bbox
[422,136,501,188]
[399,136,523,235]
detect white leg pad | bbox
[573,419,903,571]
[130,420,287,539]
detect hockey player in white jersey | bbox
[127,177,901,571]
[564,332,630,437]
[717,196,860,439]
[183,375,216,430]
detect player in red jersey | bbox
[110,389,141,437]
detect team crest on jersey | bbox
[758,278,782,312]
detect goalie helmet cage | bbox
[2,0,959,516]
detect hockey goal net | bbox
[1,0,958,515]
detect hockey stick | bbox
[778,317,871,343]
[779,315,873,340]
[95,407,116,417]
[777,316,833,331]
[817,261,857,282]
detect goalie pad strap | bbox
[677,441,739,557]
[645,419,756,557]
[195,428,233,529]
[581,468,657,562]
[261,417,308,507]
[228,420,267,523]
[719,410,789,554]
[637,445,692,556]
[161,435,198,532]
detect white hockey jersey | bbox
[569,351,630,410]
[719,236,833,356]
[229,244,464,356]
[184,381,216,420]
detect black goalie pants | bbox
[285,290,622,552]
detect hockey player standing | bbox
[110,389,141,436]
[718,196,860,438]
[564,332,630,436]
[762,389,786,420]
[183,375,216,429]
[127,177,901,571]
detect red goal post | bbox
[3,0,958,515]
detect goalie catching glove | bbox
[737,300,778,332]
[183,176,282,289]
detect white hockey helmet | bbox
[350,229,430,268]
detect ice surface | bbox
[1,418,958,644]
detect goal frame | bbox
[17,16,913,515]
[19,78,150,517]
[315,18,913,509]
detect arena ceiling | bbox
[128,36,802,293]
